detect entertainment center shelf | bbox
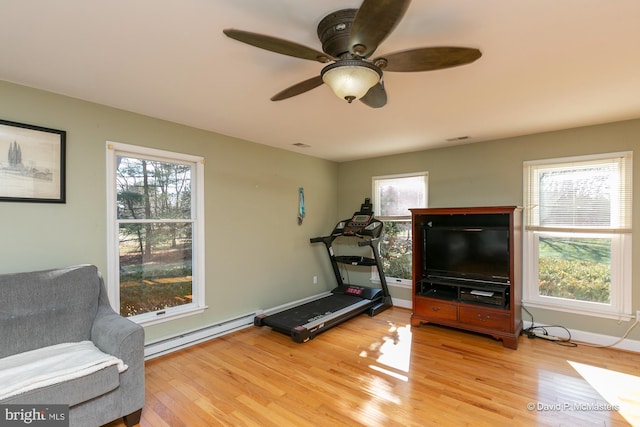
[410,206,522,349]
[417,280,510,308]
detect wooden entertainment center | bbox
[410,206,522,349]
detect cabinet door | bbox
[459,305,511,332]
[414,297,457,321]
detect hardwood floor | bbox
[105,307,640,427]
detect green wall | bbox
[2,78,639,344]
[338,118,640,340]
[0,80,338,342]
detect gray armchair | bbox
[0,265,145,427]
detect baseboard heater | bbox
[144,310,262,360]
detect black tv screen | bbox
[425,227,510,282]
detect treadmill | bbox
[254,199,392,342]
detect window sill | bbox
[522,300,634,322]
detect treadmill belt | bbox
[264,294,365,331]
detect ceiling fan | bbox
[223,0,481,108]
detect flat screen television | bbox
[424,227,510,283]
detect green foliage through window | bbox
[538,237,611,304]
[117,156,194,317]
[380,221,412,280]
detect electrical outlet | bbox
[313,275,318,285]
[636,310,640,321]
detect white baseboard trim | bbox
[262,291,332,316]
[143,295,638,361]
[523,320,640,353]
[144,310,261,360]
[391,297,412,309]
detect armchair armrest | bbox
[91,306,144,366]
[90,280,145,417]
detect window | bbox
[523,152,632,318]
[106,142,205,325]
[373,173,428,286]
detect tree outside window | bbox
[373,173,428,284]
[107,143,205,324]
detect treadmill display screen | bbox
[345,286,364,296]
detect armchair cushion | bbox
[0,341,126,400]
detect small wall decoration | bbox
[298,187,305,225]
[0,119,66,203]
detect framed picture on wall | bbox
[0,119,66,203]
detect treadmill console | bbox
[331,198,383,238]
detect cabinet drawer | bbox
[414,297,457,321]
[459,305,510,332]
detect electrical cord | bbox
[522,305,577,347]
[522,305,639,348]
[574,318,639,349]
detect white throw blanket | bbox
[0,340,127,400]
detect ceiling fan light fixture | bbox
[321,60,382,103]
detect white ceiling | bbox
[2,0,640,162]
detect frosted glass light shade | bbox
[321,60,382,103]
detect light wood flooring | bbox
[105,307,640,426]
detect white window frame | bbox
[372,172,428,287]
[523,152,632,320]
[106,141,206,326]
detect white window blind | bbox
[371,172,428,285]
[373,173,428,218]
[525,152,632,233]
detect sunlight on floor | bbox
[569,360,640,426]
[360,322,412,382]
[354,323,414,427]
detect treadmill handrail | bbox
[310,234,378,243]
[358,237,379,246]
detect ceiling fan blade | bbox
[223,29,333,63]
[349,0,411,58]
[379,47,482,72]
[360,81,387,108]
[271,76,325,101]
